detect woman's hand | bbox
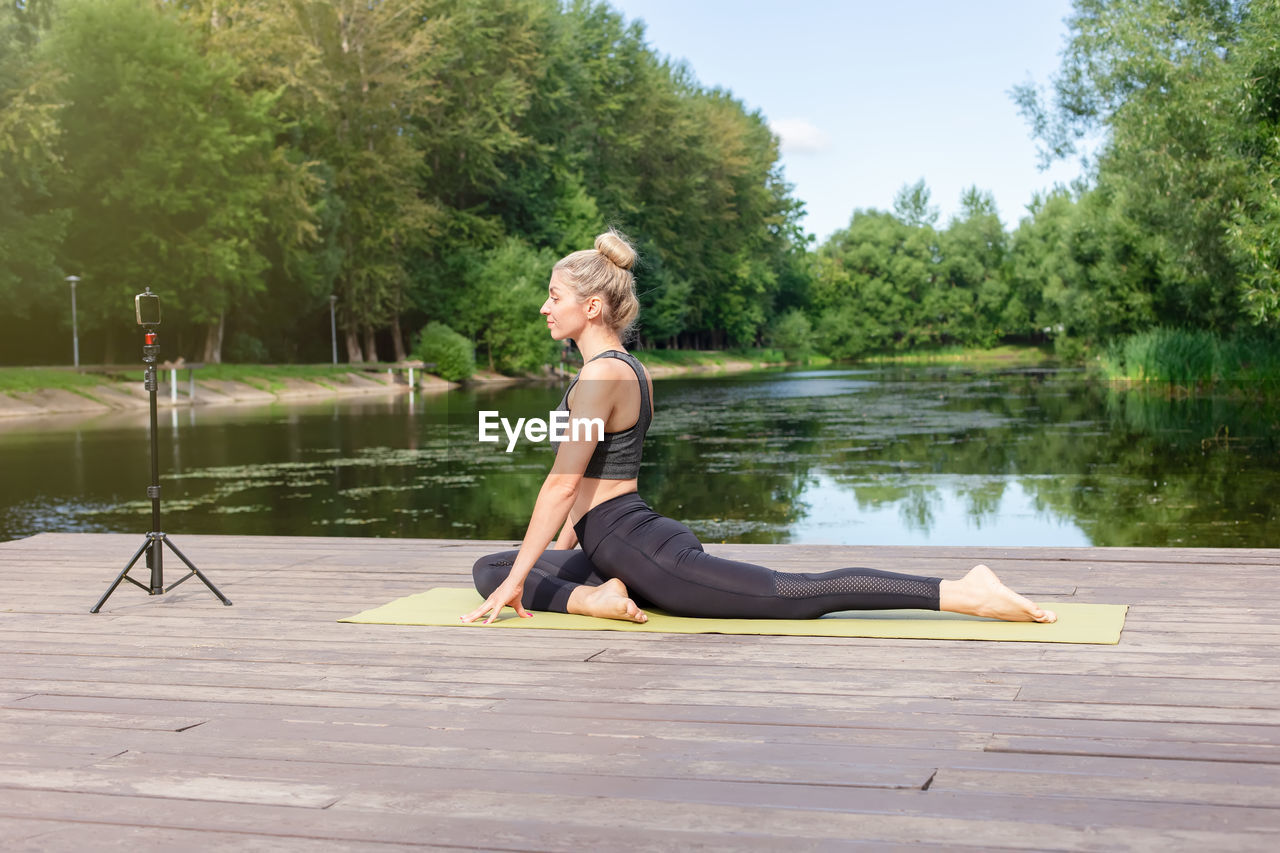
[460,577,532,625]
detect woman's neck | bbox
[575,326,624,363]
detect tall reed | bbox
[1101,328,1280,393]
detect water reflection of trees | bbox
[41,369,1278,547]
[643,380,822,543]
[644,370,1278,547]
[812,374,1279,546]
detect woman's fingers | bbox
[460,585,528,624]
[460,595,502,624]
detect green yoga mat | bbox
[341,587,1128,644]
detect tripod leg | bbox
[163,537,232,606]
[90,537,151,613]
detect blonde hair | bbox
[553,229,640,338]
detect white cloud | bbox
[769,118,832,154]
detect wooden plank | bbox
[480,693,1280,728]
[0,720,939,790]
[4,775,1280,851]
[4,675,1280,728]
[0,820,447,853]
[0,708,206,732]
[0,766,343,808]
[20,692,1280,750]
[927,767,1280,809]
[987,734,1280,764]
[2,695,988,752]
[0,744,127,770]
[1014,675,1280,709]
[0,789,834,853]
[326,784,1280,838]
[0,659,1027,704]
[587,648,1280,681]
[97,744,1280,810]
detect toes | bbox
[1029,606,1056,623]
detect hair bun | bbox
[595,229,637,271]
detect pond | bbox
[1,365,1276,546]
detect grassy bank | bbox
[198,363,381,392]
[633,347,796,368]
[0,367,115,394]
[1100,328,1280,394]
[0,364,389,397]
[854,343,1056,367]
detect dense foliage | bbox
[1009,0,1280,345]
[810,0,1280,367]
[3,0,1280,375]
[0,0,803,366]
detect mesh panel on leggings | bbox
[775,571,935,600]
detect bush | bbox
[455,239,560,374]
[766,309,816,362]
[815,305,873,360]
[414,322,475,383]
[1054,334,1087,364]
[225,332,270,364]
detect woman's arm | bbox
[552,516,578,550]
[460,367,614,624]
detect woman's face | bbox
[541,271,596,341]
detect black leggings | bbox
[472,492,941,619]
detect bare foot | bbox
[567,578,648,623]
[940,564,1057,623]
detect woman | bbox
[462,230,1057,627]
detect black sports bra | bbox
[554,350,651,479]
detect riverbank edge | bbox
[0,352,799,419]
[0,368,425,420]
[2,343,1081,420]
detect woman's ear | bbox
[586,295,603,319]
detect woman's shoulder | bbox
[577,352,652,405]
[580,351,647,381]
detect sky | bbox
[606,0,1085,242]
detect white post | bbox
[329,295,338,365]
[66,275,81,368]
[170,368,178,404]
[408,367,415,387]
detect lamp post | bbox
[329,294,338,364]
[66,275,81,368]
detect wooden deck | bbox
[1,533,1278,851]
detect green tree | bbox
[893,179,940,229]
[813,210,930,355]
[0,0,67,329]
[45,0,292,362]
[530,2,803,349]
[195,0,443,362]
[936,187,1007,346]
[450,237,558,374]
[1006,188,1079,341]
[767,308,815,362]
[1013,0,1261,332]
[1226,0,1280,325]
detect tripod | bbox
[91,320,231,613]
